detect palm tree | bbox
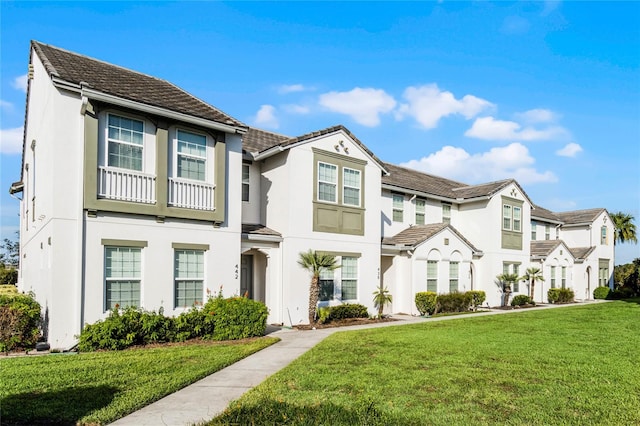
[611,212,638,245]
[496,273,518,307]
[520,267,544,301]
[298,250,340,324]
[372,285,393,319]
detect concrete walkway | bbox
[110,301,602,426]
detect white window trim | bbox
[106,112,146,172]
[104,246,142,311]
[427,260,438,292]
[242,164,250,202]
[317,161,338,204]
[415,199,426,225]
[340,256,359,301]
[392,194,404,222]
[342,167,361,207]
[442,203,451,224]
[174,249,205,308]
[173,128,210,182]
[502,203,522,233]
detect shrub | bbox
[548,288,574,304]
[317,307,331,324]
[436,291,472,313]
[593,286,610,300]
[328,303,369,320]
[174,305,214,342]
[0,292,42,353]
[511,294,534,306]
[0,266,18,285]
[607,287,636,300]
[467,291,486,311]
[415,292,437,316]
[0,284,18,294]
[207,296,268,341]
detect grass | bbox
[0,337,278,425]
[212,301,640,425]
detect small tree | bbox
[496,273,518,307]
[520,267,545,301]
[298,250,339,324]
[372,285,392,319]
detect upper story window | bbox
[108,114,144,171]
[442,203,451,225]
[176,130,207,181]
[600,226,607,245]
[415,199,426,225]
[318,162,337,203]
[502,204,521,232]
[343,168,361,207]
[545,225,550,240]
[392,194,404,222]
[531,221,537,240]
[242,165,250,202]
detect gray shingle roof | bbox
[568,246,595,260]
[531,204,562,222]
[381,163,465,199]
[451,179,514,199]
[554,208,606,225]
[383,223,481,253]
[32,41,245,129]
[530,240,563,257]
[241,224,282,237]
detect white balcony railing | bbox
[168,177,215,211]
[98,166,156,204]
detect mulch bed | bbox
[293,317,397,330]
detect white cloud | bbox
[277,84,308,94]
[252,105,279,129]
[282,104,310,114]
[0,100,13,112]
[556,142,583,157]
[501,16,531,35]
[515,108,558,124]
[396,84,493,129]
[0,127,24,155]
[465,116,568,141]
[319,87,396,127]
[12,74,28,93]
[541,1,561,16]
[400,142,557,185]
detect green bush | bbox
[317,307,331,324]
[467,290,486,311]
[415,292,438,316]
[0,292,42,353]
[328,303,369,320]
[208,296,268,341]
[548,288,574,304]
[0,284,18,294]
[511,294,534,306]
[174,305,215,341]
[436,291,472,313]
[607,287,636,300]
[0,266,18,285]
[593,286,610,299]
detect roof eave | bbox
[9,181,24,195]
[241,233,283,243]
[381,183,456,203]
[531,215,564,225]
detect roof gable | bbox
[383,223,481,253]
[32,41,245,129]
[530,240,575,260]
[554,208,607,225]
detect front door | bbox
[241,254,253,299]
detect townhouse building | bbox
[10,42,614,348]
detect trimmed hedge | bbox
[593,286,610,300]
[511,294,534,306]
[467,290,486,311]
[0,292,42,353]
[548,288,575,304]
[415,292,438,316]
[436,291,472,313]
[78,295,269,351]
[327,303,369,320]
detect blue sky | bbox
[1,1,639,264]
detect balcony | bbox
[168,177,215,211]
[98,166,156,204]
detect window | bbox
[442,204,451,225]
[427,260,438,292]
[105,247,141,310]
[318,162,337,203]
[513,206,521,232]
[601,226,607,245]
[415,199,425,225]
[561,266,567,288]
[174,249,204,307]
[531,222,537,240]
[319,268,335,302]
[502,204,522,232]
[341,257,358,300]
[503,205,512,230]
[599,265,609,287]
[108,114,144,171]
[242,165,250,202]
[550,266,556,288]
[449,261,459,292]
[503,262,520,292]
[177,130,207,181]
[343,168,361,206]
[392,194,404,222]
[545,225,550,240]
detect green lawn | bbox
[212,301,640,425]
[0,337,278,425]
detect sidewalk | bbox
[110,301,600,425]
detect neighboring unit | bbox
[10,42,614,349]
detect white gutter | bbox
[241,234,283,243]
[381,184,492,204]
[51,78,247,135]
